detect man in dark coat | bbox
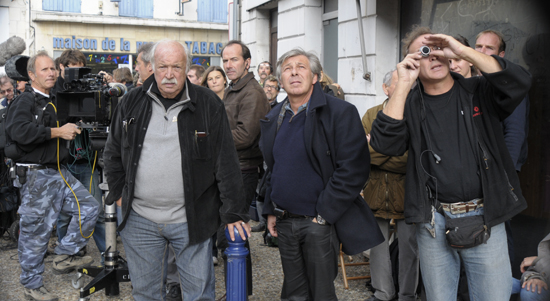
[260,48,383,300]
[103,40,250,300]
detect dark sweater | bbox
[270,109,324,216]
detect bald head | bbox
[151,40,190,98]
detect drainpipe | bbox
[28,0,36,55]
[356,0,371,81]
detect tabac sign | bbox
[53,36,224,55]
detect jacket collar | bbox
[307,82,328,111]
[265,81,327,121]
[143,76,196,112]
[228,72,256,92]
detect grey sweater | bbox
[132,84,190,224]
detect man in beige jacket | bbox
[362,69,419,301]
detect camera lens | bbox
[420,45,431,57]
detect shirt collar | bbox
[32,87,49,98]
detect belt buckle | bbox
[450,203,466,214]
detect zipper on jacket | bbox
[503,170,519,202]
[478,142,489,169]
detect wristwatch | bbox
[316,214,326,225]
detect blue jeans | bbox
[121,209,215,301]
[513,278,550,301]
[57,163,106,255]
[416,206,511,301]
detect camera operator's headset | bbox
[47,101,96,239]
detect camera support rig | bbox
[74,202,131,300]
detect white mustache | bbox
[162,78,178,85]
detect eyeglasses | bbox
[264,84,277,90]
[0,88,13,94]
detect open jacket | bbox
[362,100,408,220]
[260,82,384,255]
[104,77,249,245]
[370,56,531,227]
[522,233,550,285]
[223,72,269,170]
[5,89,68,165]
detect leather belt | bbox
[441,198,483,214]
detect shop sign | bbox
[53,36,224,55]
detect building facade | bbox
[239,0,550,280]
[0,0,229,73]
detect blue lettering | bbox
[185,41,193,50]
[193,42,200,54]
[123,41,130,51]
[83,39,90,49]
[102,38,109,50]
[76,39,83,49]
[65,38,71,48]
[201,42,207,54]
[109,40,115,50]
[216,43,223,54]
[53,37,64,49]
[90,39,97,50]
[209,42,215,54]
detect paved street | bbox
[0,221,373,300]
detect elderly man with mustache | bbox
[104,39,250,300]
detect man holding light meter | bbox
[370,26,531,300]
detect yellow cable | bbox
[89,151,97,194]
[47,102,94,239]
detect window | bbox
[43,0,81,13]
[198,0,227,23]
[119,0,153,18]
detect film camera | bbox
[56,67,126,150]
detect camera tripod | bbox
[73,203,131,300]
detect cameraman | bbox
[5,51,99,301]
[50,49,106,263]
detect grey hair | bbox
[27,51,52,75]
[276,48,322,82]
[0,73,15,86]
[383,69,396,87]
[137,42,155,64]
[150,39,191,73]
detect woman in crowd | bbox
[449,35,477,78]
[201,66,227,100]
[319,70,345,100]
[200,65,228,265]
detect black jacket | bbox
[103,77,249,245]
[260,82,384,255]
[370,56,531,227]
[5,89,68,165]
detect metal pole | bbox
[224,227,249,301]
[356,0,371,81]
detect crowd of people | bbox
[0,24,547,301]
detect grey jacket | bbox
[522,234,550,285]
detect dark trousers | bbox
[277,217,339,301]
